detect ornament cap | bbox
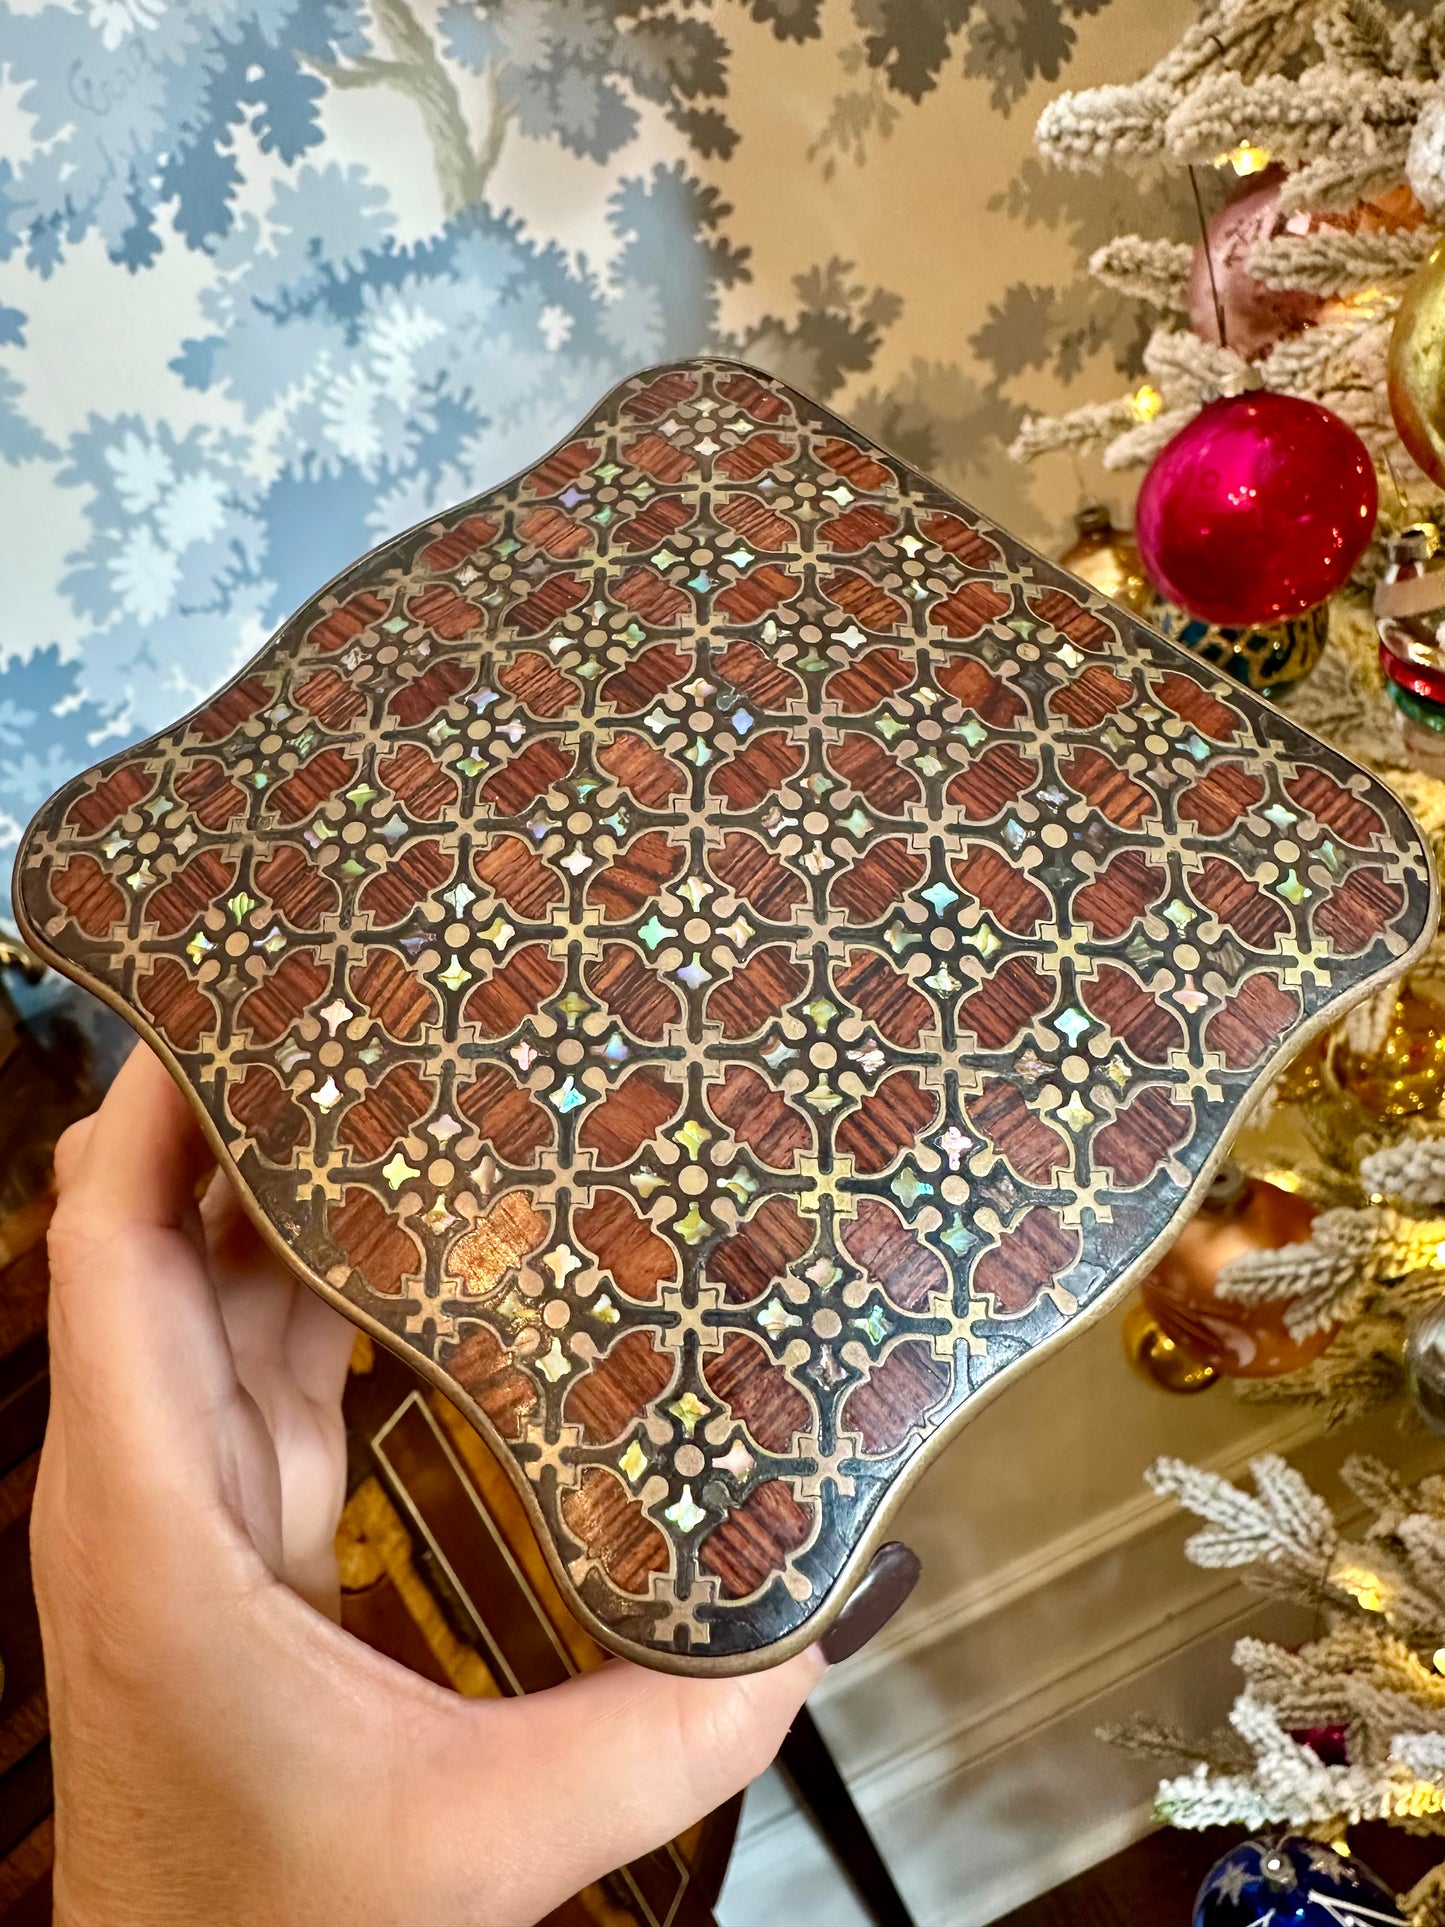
[1259,1850,1291,1888]
[1390,523,1440,564]
[1122,1300,1220,1394]
[1201,1160,1250,1215]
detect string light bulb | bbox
[1397,1779,1445,1818]
[1214,140,1271,176]
[1333,1564,1387,1612]
[1320,286,1393,325]
[1130,383,1163,423]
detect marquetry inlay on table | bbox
[14,359,1436,1673]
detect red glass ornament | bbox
[1380,633,1445,706]
[1135,394,1378,627]
[1288,1724,1350,1766]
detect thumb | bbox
[432,1647,822,1917]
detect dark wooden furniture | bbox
[0,970,132,1927]
[345,1336,919,1925]
[342,1337,740,1927]
[777,1706,917,1927]
[0,971,742,1927]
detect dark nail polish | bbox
[820,1541,920,1664]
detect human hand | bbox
[35,1044,828,1926]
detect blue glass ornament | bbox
[1194,1836,1406,1925]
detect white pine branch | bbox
[1100,409,1197,469]
[1155,1760,1281,1831]
[1400,1732,1445,1778]
[1157,1694,1445,1831]
[1247,224,1431,293]
[1152,0,1337,91]
[1402,1862,1445,1927]
[1214,1206,1381,1336]
[1088,236,1194,309]
[1392,5,1445,82]
[1106,1712,1259,1777]
[1233,1314,1407,1425]
[1394,1516,1445,1622]
[1008,399,1140,463]
[1359,1136,1445,1207]
[1035,81,1178,170]
[1314,0,1403,78]
[1148,1453,1339,1568]
[1410,90,1445,214]
[1142,322,1254,391]
[1238,1624,1445,1743]
[1129,1442,1445,1843]
[1165,70,1425,168]
[1282,147,1423,211]
[1345,1453,1417,1526]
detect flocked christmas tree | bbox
[1015,0,1445,1425]
[1014,2,1445,1917]
[1018,0,1445,477]
[1109,1450,1445,1921]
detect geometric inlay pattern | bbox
[14,359,1436,1672]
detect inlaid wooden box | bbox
[14,360,1435,1673]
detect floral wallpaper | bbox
[0,0,1196,920]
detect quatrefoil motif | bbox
[15,359,1436,1673]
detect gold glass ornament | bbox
[1058,505,1150,612]
[1336,986,1445,1119]
[1144,589,1328,694]
[1271,1035,1331,1107]
[1122,1299,1219,1394]
[1389,242,1445,488]
[1141,1174,1330,1378]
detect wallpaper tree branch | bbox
[0,0,1192,921]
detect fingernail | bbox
[820,1541,921,1665]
